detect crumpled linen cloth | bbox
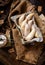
[8,0,45,64]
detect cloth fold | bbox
[12,29,43,64]
[8,0,45,64]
